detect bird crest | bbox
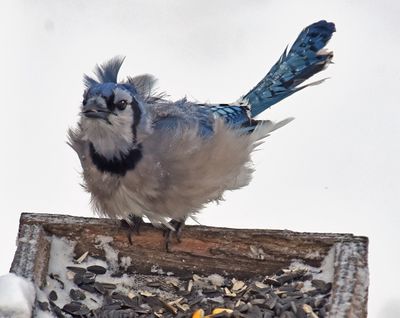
[83,56,167,103]
[83,56,125,88]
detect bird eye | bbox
[116,100,127,110]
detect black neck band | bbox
[89,143,143,176]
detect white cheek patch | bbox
[81,107,135,160]
[109,106,134,131]
[114,88,133,104]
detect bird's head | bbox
[79,57,148,160]
[82,82,138,124]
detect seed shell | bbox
[87,265,107,274]
[48,290,58,301]
[70,288,86,301]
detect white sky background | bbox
[1,0,399,316]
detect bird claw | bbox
[121,215,144,245]
[164,220,185,252]
[121,217,185,250]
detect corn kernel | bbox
[212,308,233,315]
[192,308,205,318]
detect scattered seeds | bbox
[37,249,333,318]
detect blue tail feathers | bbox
[243,20,336,117]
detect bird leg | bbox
[120,214,144,245]
[164,219,185,252]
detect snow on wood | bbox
[0,273,35,318]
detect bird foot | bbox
[163,220,185,252]
[121,215,144,245]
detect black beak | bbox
[82,104,114,123]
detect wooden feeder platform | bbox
[10,213,369,317]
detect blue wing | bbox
[152,102,258,137]
[152,101,215,137]
[209,105,249,126]
[200,104,261,133]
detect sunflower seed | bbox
[48,290,58,301]
[147,281,161,288]
[52,305,65,318]
[70,288,86,301]
[232,279,246,291]
[160,298,178,315]
[38,301,49,311]
[73,273,84,286]
[100,282,117,290]
[79,283,97,293]
[103,303,123,310]
[87,265,107,274]
[263,277,281,286]
[62,302,90,315]
[94,282,107,295]
[49,273,65,289]
[280,311,296,318]
[82,271,96,284]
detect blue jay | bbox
[68,21,335,249]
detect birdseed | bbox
[38,261,332,317]
[36,237,333,318]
